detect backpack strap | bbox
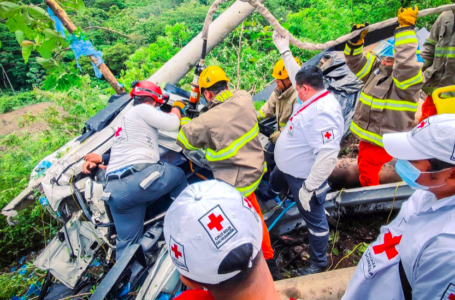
[399,260,412,300]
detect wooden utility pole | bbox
[45,0,125,94]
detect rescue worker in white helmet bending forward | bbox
[342,114,455,300]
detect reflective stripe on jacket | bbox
[344,27,424,147]
[176,90,265,196]
[257,87,297,129]
[421,11,455,97]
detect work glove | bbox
[298,182,313,212]
[349,23,369,46]
[172,100,186,114]
[269,131,281,144]
[398,6,418,27]
[273,29,290,55]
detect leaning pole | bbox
[147,0,259,85]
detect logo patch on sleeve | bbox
[169,236,188,272]
[441,283,455,300]
[242,197,259,222]
[321,129,334,144]
[412,119,430,136]
[199,205,238,249]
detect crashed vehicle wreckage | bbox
[0,0,438,298]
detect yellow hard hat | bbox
[199,66,230,89]
[272,58,302,80]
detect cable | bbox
[386,181,403,225]
[267,201,295,231]
[327,188,344,272]
[331,242,363,271]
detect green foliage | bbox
[101,43,136,76]
[0,91,39,113]
[254,100,266,111]
[120,23,192,87]
[0,262,47,299]
[41,61,85,92]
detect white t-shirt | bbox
[106,104,180,174]
[274,90,344,179]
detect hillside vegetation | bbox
[0,0,450,297]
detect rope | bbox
[202,0,455,51]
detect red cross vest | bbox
[342,190,455,300]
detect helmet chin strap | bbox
[280,79,290,91]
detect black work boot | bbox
[266,258,282,281]
[297,263,328,276]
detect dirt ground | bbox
[275,211,395,278]
[0,102,59,136]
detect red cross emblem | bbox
[171,244,182,259]
[207,213,224,231]
[449,294,455,300]
[244,198,252,209]
[324,131,332,139]
[373,230,402,260]
[115,127,123,137]
[417,121,426,129]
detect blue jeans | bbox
[282,171,329,267]
[104,162,187,259]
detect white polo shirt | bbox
[107,104,180,174]
[274,89,344,179]
[342,190,455,300]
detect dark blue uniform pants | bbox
[282,172,329,267]
[104,162,187,260]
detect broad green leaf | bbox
[21,42,34,63]
[64,0,86,14]
[0,1,20,18]
[36,57,55,69]
[15,30,25,45]
[28,6,46,20]
[43,28,59,38]
[22,9,31,24]
[38,38,57,59]
[332,248,339,256]
[0,40,2,49]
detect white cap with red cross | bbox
[163,180,263,284]
[383,114,455,165]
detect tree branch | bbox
[84,26,132,39]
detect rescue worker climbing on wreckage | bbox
[102,80,188,260]
[343,114,455,300]
[256,58,300,202]
[419,8,455,121]
[175,66,281,279]
[272,31,344,275]
[345,6,425,187]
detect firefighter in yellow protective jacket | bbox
[419,10,455,121]
[344,6,425,187]
[176,66,279,278]
[257,58,300,142]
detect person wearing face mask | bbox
[273,30,344,275]
[342,114,455,300]
[344,7,425,187]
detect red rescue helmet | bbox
[130,80,170,105]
